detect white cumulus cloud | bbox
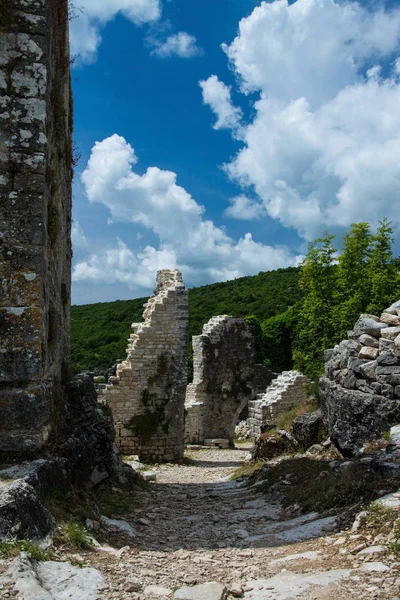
[69,0,161,63]
[150,32,203,58]
[202,0,400,239]
[71,220,89,255]
[224,195,265,220]
[200,75,243,134]
[73,134,301,291]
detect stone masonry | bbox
[248,370,310,439]
[100,269,189,462]
[0,0,72,452]
[320,302,400,455]
[184,316,255,446]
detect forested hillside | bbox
[71,220,400,380]
[71,266,302,373]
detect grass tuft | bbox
[231,461,266,480]
[62,521,91,549]
[0,541,54,561]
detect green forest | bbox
[71,220,400,381]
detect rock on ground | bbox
[4,553,104,600]
[0,481,55,542]
[174,581,227,599]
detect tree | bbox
[293,234,337,380]
[245,315,265,364]
[366,219,400,315]
[262,306,299,372]
[332,222,372,340]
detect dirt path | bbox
[86,446,399,600]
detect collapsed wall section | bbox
[320,303,400,455]
[248,370,310,439]
[184,316,255,446]
[101,269,188,462]
[0,0,72,452]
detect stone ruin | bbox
[248,370,310,439]
[0,0,72,452]
[0,0,130,542]
[184,316,257,446]
[320,301,400,456]
[100,269,189,462]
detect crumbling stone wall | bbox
[184,316,255,446]
[248,370,310,439]
[0,0,72,452]
[320,302,400,456]
[100,269,189,462]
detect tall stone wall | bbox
[100,269,189,462]
[320,303,400,456]
[184,316,255,446]
[248,370,310,439]
[0,0,72,452]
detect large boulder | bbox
[291,410,324,449]
[320,377,399,456]
[0,481,56,542]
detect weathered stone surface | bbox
[353,317,387,338]
[56,373,121,486]
[359,334,379,348]
[144,585,173,596]
[376,352,400,366]
[320,301,400,455]
[185,316,256,446]
[251,433,289,460]
[359,360,378,380]
[320,377,399,455]
[381,326,400,339]
[380,312,400,326]
[100,516,136,539]
[0,0,72,452]
[394,333,400,356]
[389,425,400,446]
[174,582,227,600]
[100,270,188,462]
[291,410,324,449]
[0,480,55,542]
[359,346,379,360]
[5,554,104,600]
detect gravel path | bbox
[94,446,399,599]
[1,446,399,599]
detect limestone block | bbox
[358,346,379,360]
[359,334,379,348]
[380,312,400,326]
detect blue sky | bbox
[70,0,400,304]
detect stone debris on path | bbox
[0,445,399,600]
